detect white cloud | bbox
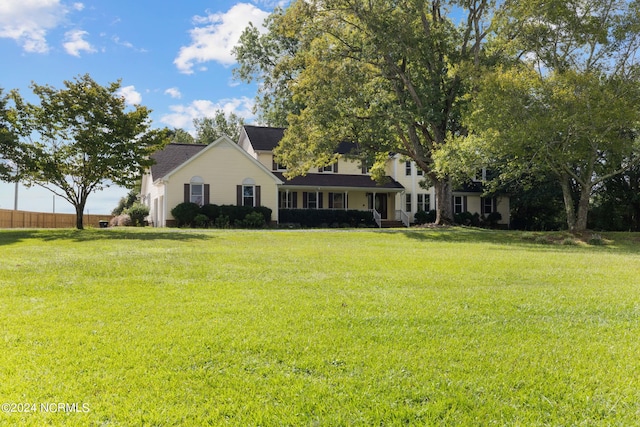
[0,0,68,53]
[72,2,84,11]
[63,29,95,56]
[160,97,255,130]
[174,3,270,74]
[164,87,182,99]
[117,85,142,106]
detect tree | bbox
[466,0,640,232]
[233,10,303,127]
[193,110,244,144]
[234,0,502,225]
[0,74,168,229]
[167,128,195,144]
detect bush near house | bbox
[279,209,375,228]
[171,203,272,228]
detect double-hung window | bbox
[243,185,255,207]
[417,194,430,212]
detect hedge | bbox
[278,209,375,228]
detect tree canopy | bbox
[235,0,502,224]
[193,110,245,144]
[0,74,168,229]
[464,0,640,231]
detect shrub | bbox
[414,210,436,224]
[171,202,201,227]
[194,214,209,228]
[278,209,375,228]
[124,203,149,226]
[199,204,273,228]
[240,211,266,228]
[454,211,480,227]
[214,215,230,229]
[486,211,503,228]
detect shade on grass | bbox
[0,228,639,425]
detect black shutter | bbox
[303,192,308,209]
[236,185,242,206]
[334,162,338,173]
[184,184,190,203]
[463,196,468,212]
[255,186,261,206]
[480,197,485,215]
[204,184,210,205]
[318,193,323,209]
[292,192,298,208]
[328,192,334,209]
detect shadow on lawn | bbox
[386,227,640,253]
[0,228,213,245]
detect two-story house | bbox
[140,125,510,227]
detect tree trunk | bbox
[434,178,453,225]
[75,202,85,230]
[559,174,577,231]
[574,184,592,232]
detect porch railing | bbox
[372,209,382,228]
[395,210,410,227]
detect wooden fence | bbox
[0,209,113,229]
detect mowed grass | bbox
[0,228,639,426]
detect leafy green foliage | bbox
[234,0,505,225]
[0,74,168,229]
[467,0,640,231]
[123,203,150,227]
[193,110,244,144]
[279,209,375,228]
[170,202,201,227]
[167,128,195,144]
[112,190,139,215]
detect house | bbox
[141,125,510,227]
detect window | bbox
[405,193,412,212]
[272,160,286,171]
[329,192,345,209]
[189,176,204,206]
[453,196,466,214]
[417,194,430,212]
[306,192,317,209]
[482,197,495,214]
[405,161,412,176]
[243,185,255,207]
[319,162,338,173]
[417,168,423,176]
[279,191,297,209]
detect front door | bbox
[374,194,388,219]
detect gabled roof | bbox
[150,143,206,180]
[243,125,359,155]
[273,172,404,191]
[150,136,283,185]
[243,125,286,151]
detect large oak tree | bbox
[235,0,502,225]
[0,74,168,229]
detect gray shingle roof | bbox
[273,172,404,190]
[243,125,359,155]
[150,143,207,180]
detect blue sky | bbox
[0,0,287,214]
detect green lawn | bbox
[0,228,639,426]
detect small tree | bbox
[0,74,168,229]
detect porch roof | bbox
[273,172,404,192]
